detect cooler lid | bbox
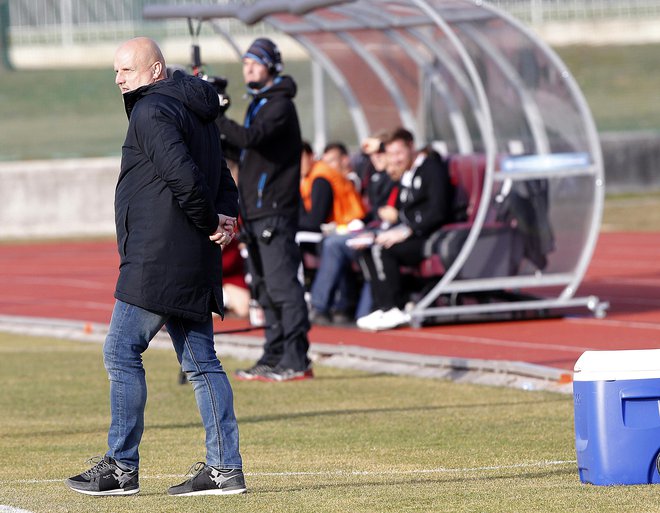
[574,349,660,381]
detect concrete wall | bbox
[601,131,660,193]
[0,157,118,239]
[1,132,658,240]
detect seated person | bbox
[322,141,362,194]
[308,134,396,324]
[220,157,250,318]
[221,237,250,318]
[356,127,454,331]
[299,141,366,233]
[298,141,366,297]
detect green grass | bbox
[602,191,660,231]
[1,43,659,161]
[556,44,660,132]
[0,60,335,161]
[2,333,660,512]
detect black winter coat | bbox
[216,75,302,221]
[398,151,453,237]
[115,72,239,322]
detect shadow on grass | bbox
[236,396,568,425]
[2,396,568,438]
[250,467,577,495]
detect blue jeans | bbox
[310,233,372,318]
[103,300,242,470]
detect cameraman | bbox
[216,38,311,382]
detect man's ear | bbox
[153,61,163,79]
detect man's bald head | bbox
[114,37,167,94]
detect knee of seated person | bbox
[323,234,348,255]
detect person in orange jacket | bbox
[299,141,366,232]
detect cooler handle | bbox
[620,388,660,400]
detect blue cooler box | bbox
[574,349,660,486]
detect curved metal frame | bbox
[479,2,605,304]
[143,0,606,322]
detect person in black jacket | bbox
[356,128,454,331]
[66,37,246,498]
[216,38,312,383]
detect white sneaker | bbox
[356,309,384,330]
[370,307,410,331]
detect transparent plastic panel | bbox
[346,29,421,117]
[447,172,596,282]
[445,10,592,156]
[413,24,487,153]
[303,30,408,134]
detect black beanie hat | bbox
[243,38,283,75]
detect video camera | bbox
[191,44,231,115]
[188,43,241,162]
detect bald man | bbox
[66,37,246,497]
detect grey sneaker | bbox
[263,366,314,382]
[234,364,274,381]
[168,462,247,496]
[65,455,139,496]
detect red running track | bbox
[1,232,659,372]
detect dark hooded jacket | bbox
[216,75,302,221]
[114,72,239,322]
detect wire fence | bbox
[489,0,660,24]
[8,0,260,45]
[8,0,660,46]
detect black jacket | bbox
[398,151,453,237]
[114,72,239,322]
[298,177,333,232]
[216,75,302,221]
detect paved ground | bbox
[1,231,659,391]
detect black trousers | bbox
[244,215,310,371]
[359,237,426,312]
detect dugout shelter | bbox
[144,0,607,324]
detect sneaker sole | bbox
[358,319,409,331]
[233,374,260,381]
[66,485,140,496]
[261,372,314,383]
[169,486,247,496]
[234,373,274,382]
[234,370,275,382]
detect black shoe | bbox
[262,365,314,382]
[331,312,355,326]
[168,462,247,496]
[309,308,332,326]
[234,363,274,381]
[65,455,139,496]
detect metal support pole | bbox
[312,60,327,154]
[0,0,13,71]
[60,0,74,46]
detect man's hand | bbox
[377,205,399,224]
[375,225,412,249]
[219,214,237,233]
[209,214,237,248]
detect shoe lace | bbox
[81,456,112,479]
[185,461,208,477]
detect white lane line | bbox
[392,330,596,354]
[567,317,660,332]
[0,276,110,290]
[5,460,576,485]
[0,297,112,311]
